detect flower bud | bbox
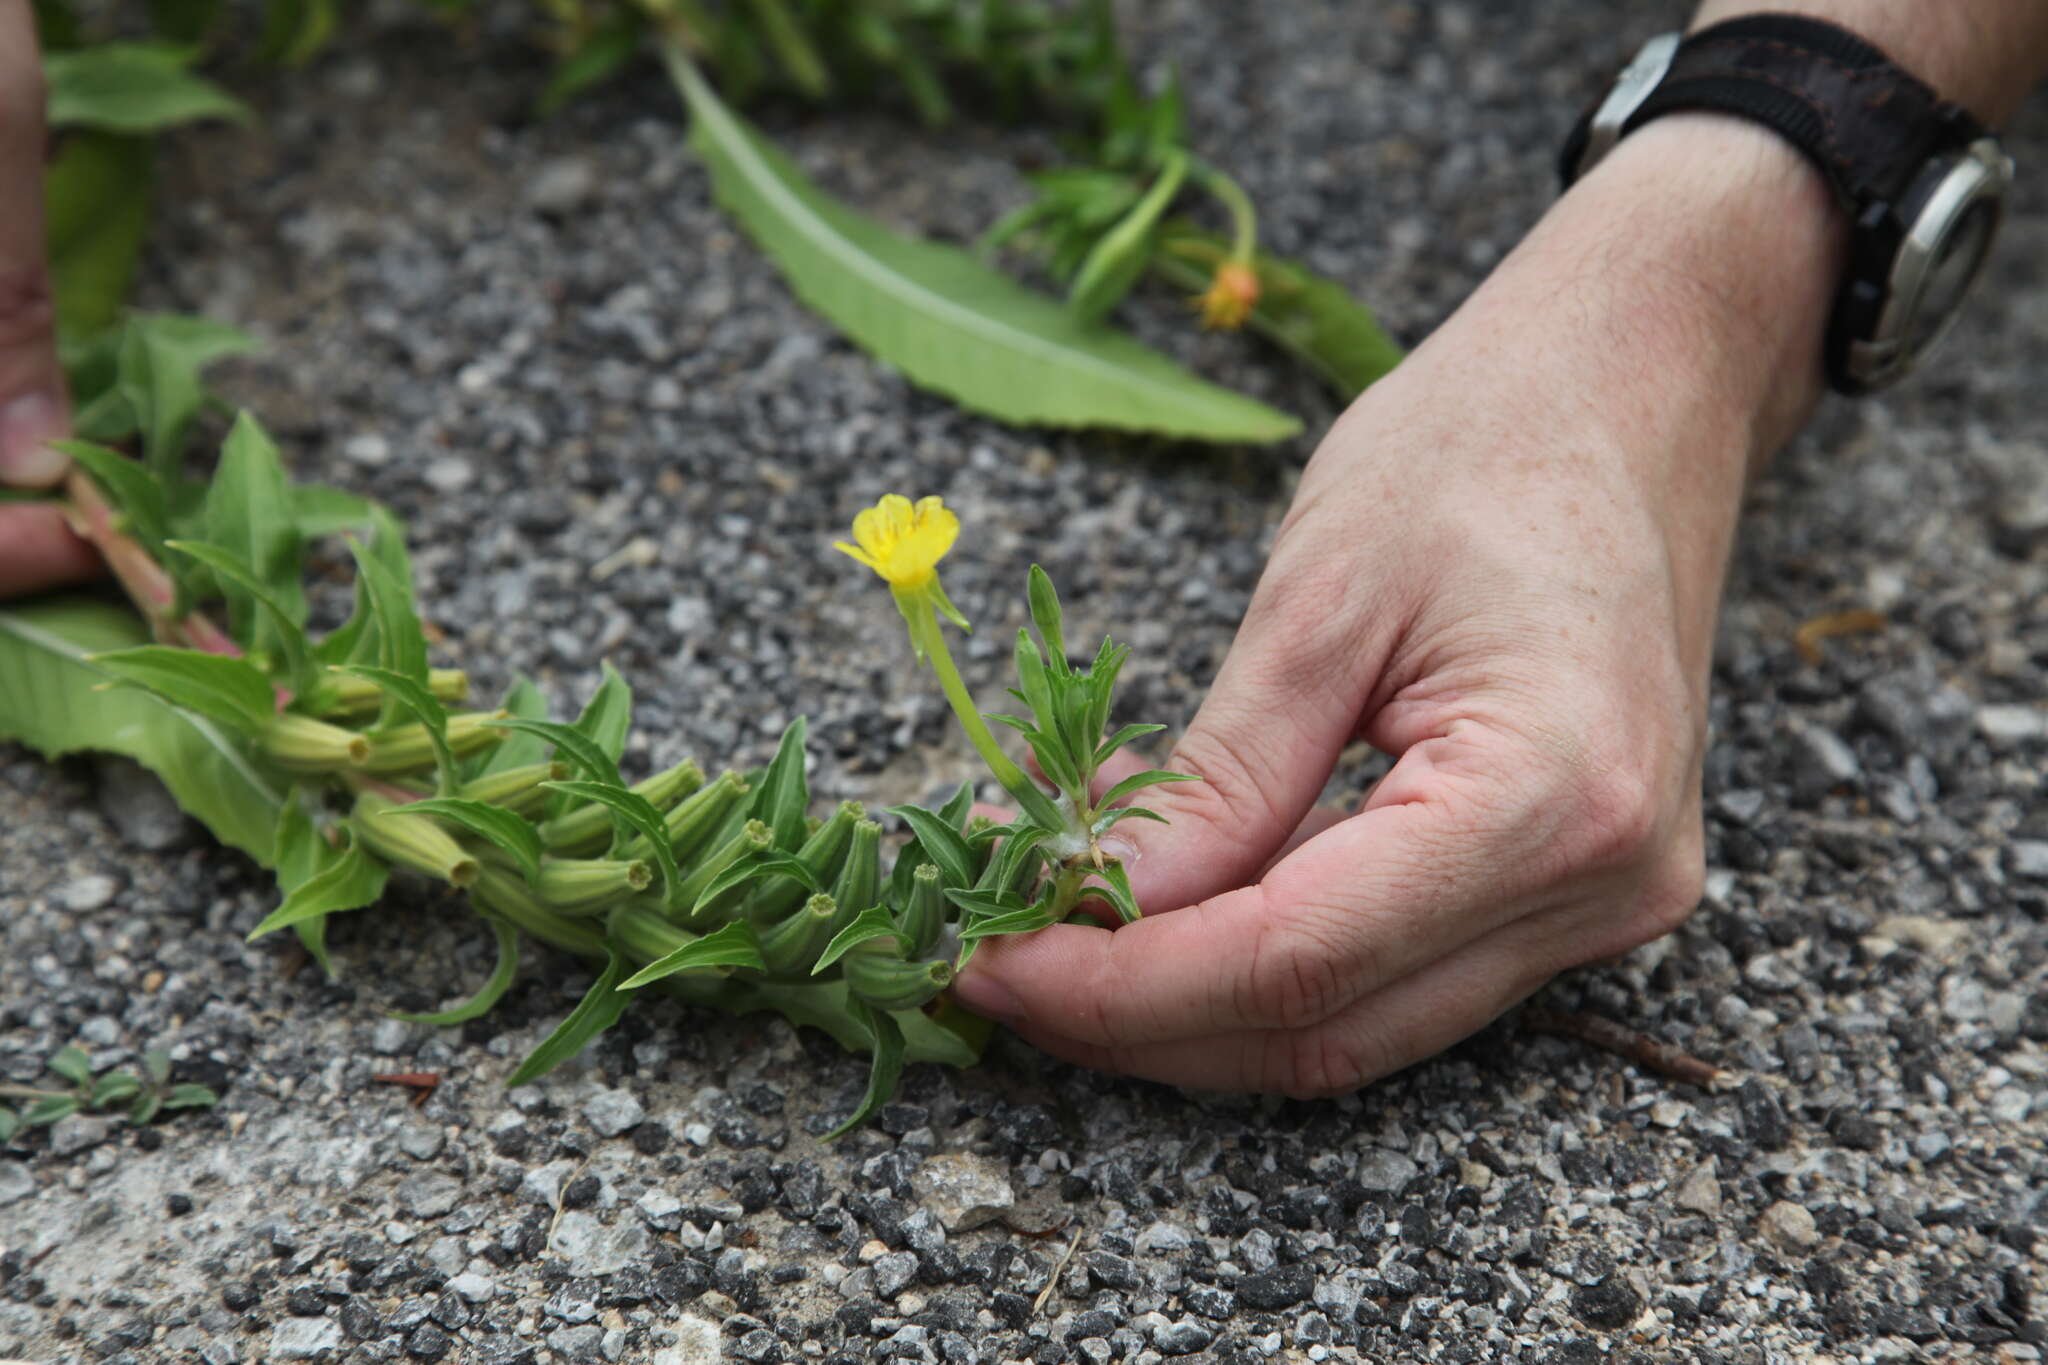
[358,710,508,776]
[317,667,470,717]
[536,857,654,915]
[458,762,569,817]
[630,770,747,867]
[352,792,478,888]
[743,800,862,925]
[843,942,952,1012]
[897,860,945,956]
[674,819,773,928]
[758,893,840,976]
[543,759,707,856]
[263,714,371,773]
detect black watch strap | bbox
[1613,14,1987,211]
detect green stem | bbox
[0,1085,72,1101]
[1191,158,1258,263]
[901,593,1065,830]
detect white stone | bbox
[914,1151,1014,1232]
[1758,1201,1819,1253]
[58,874,117,912]
[0,1162,33,1206]
[1977,704,2048,748]
[449,1272,496,1303]
[582,1087,646,1138]
[269,1315,346,1360]
[1674,1160,1721,1216]
[550,1210,651,1277]
[1354,1148,1419,1193]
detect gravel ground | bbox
[5,3,2047,1362]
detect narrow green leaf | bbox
[343,530,426,728]
[314,506,411,669]
[485,718,621,790]
[91,1072,142,1106]
[89,645,275,734]
[1094,722,1164,766]
[473,676,549,778]
[619,920,767,990]
[0,1107,20,1143]
[127,1092,161,1125]
[44,43,251,132]
[1098,768,1199,810]
[1093,859,1143,924]
[390,919,520,1025]
[886,804,975,889]
[547,662,633,820]
[203,412,308,654]
[694,852,822,916]
[47,1044,92,1086]
[142,1050,171,1087]
[1091,805,1167,836]
[956,901,1063,942]
[336,663,455,793]
[25,1096,81,1126]
[245,831,388,940]
[1026,565,1066,672]
[543,779,680,903]
[811,903,907,975]
[536,10,644,115]
[746,0,830,96]
[823,1002,904,1139]
[166,541,314,696]
[663,46,1301,444]
[387,797,543,883]
[749,717,810,850]
[1066,149,1186,323]
[507,948,636,1086]
[162,1083,218,1110]
[56,441,172,560]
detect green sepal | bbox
[896,859,946,956]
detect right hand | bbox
[0,0,98,598]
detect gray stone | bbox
[397,1172,462,1219]
[637,1188,686,1230]
[1354,1148,1419,1193]
[1791,723,1861,801]
[550,1322,605,1360]
[397,1123,445,1161]
[1673,1160,1721,1216]
[1153,1319,1215,1355]
[94,756,195,851]
[0,1162,33,1206]
[58,873,118,912]
[1977,704,2048,748]
[2008,841,2048,882]
[914,1151,1013,1231]
[549,1211,651,1277]
[1757,1201,1819,1253]
[449,1272,496,1302]
[1134,1220,1193,1256]
[48,1113,117,1157]
[1990,1088,2035,1123]
[269,1315,346,1360]
[582,1087,645,1138]
[527,155,601,214]
[658,1315,722,1365]
[871,1250,919,1297]
[1912,1130,1952,1163]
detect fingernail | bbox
[0,393,68,487]
[951,969,1025,1028]
[1099,835,1138,864]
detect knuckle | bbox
[1264,1027,1377,1099]
[1171,725,1295,838]
[1558,761,1665,873]
[0,266,57,356]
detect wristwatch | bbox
[1560,13,2014,394]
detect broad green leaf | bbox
[0,1107,20,1143]
[25,1096,80,1126]
[619,920,767,989]
[45,131,152,340]
[811,903,907,974]
[118,315,258,479]
[91,1072,142,1106]
[543,779,680,903]
[547,662,632,820]
[203,413,308,655]
[337,663,455,792]
[1097,768,1199,810]
[166,541,314,697]
[89,645,275,734]
[387,798,543,883]
[1154,226,1404,399]
[507,948,636,1085]
[885,804,974,889]
[390,919,520,1024]
[0,598,285,863]
[246,829,388,941]
[823,1002,904,1139]
[748,717,810,850]
[44,43,251,132]
[664,47,1300,444]
[162,1083,218,1110]
[290,484,378,538]
[47,1045,92,1085]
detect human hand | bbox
[950,117,1845,1093]
[0,0,97,599]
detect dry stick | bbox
[61,471,242,656]
[1032,1226,1084,1319]
[1520,1008,1731,1090]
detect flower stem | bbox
[1191,159,1258,263]
[902,593,1065,830]
[61,471,240,656]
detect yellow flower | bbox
[1195,260,1261,330]
[834,494,959,591]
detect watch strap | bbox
[1618,13,1987,212]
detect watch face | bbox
[1906,195,1999,357]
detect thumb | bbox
[1103,571,1385,915]
[0,5,69,488]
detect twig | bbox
[369,1072,440,1107]
[1031,1226,1084,1319]
[1792,607,1886,667]
[61,471,240,656]
[1521,1008,1730,1090]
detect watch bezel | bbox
[1570,32,1682,182]
[1840,137,2014,391]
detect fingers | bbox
[0,503,101,596]
[954,731,1537,1045]
[0,1,67,487]
[1008,904,1570,1094]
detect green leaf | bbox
[1091,805,1166,836]
[45,131,153,340]
[0,1106,20,1143]
[1092,858,1142,924]
[885,804,975,889]
[390,919,520,1024]
[536,11,645,115]
[203,413,308,655]
[1026,565,1066,672]
[1097,768,1199,810]
[507,947,637,1086]
[1094,722,1164,766]
[44,43,252,132]
[811,903,907,975]
[119,315,258,479]
[25,1096,81,1125]
[746,0,831,97]
[336,663,455,793]
[56,441,172,562]
[547,662,632,820]
[663,46,1300,445]
[91,1072,142,1107]
[315,506,411,670]
[748,717,810,850]
[162,1083,218,1110]
[485,718,621,790]
[1154,226,1404,399]
[0,598,286,863]
[386,798,544,883]
[47,1044,92,1086]
[246,827,388,941]
[143,1050,172,1087]
[257,0,339,65]
[543,779,681,903]
[823,1002,904,1139]
[1066,149,1186,323]
[128,1092,162,1125]
[289,484,378,538]
[343,531,427,727]
[89,645,275,735]
[166,541,315,697]
[473,677,549,778]
[956,900,1062,942]
[618,920,767,989]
